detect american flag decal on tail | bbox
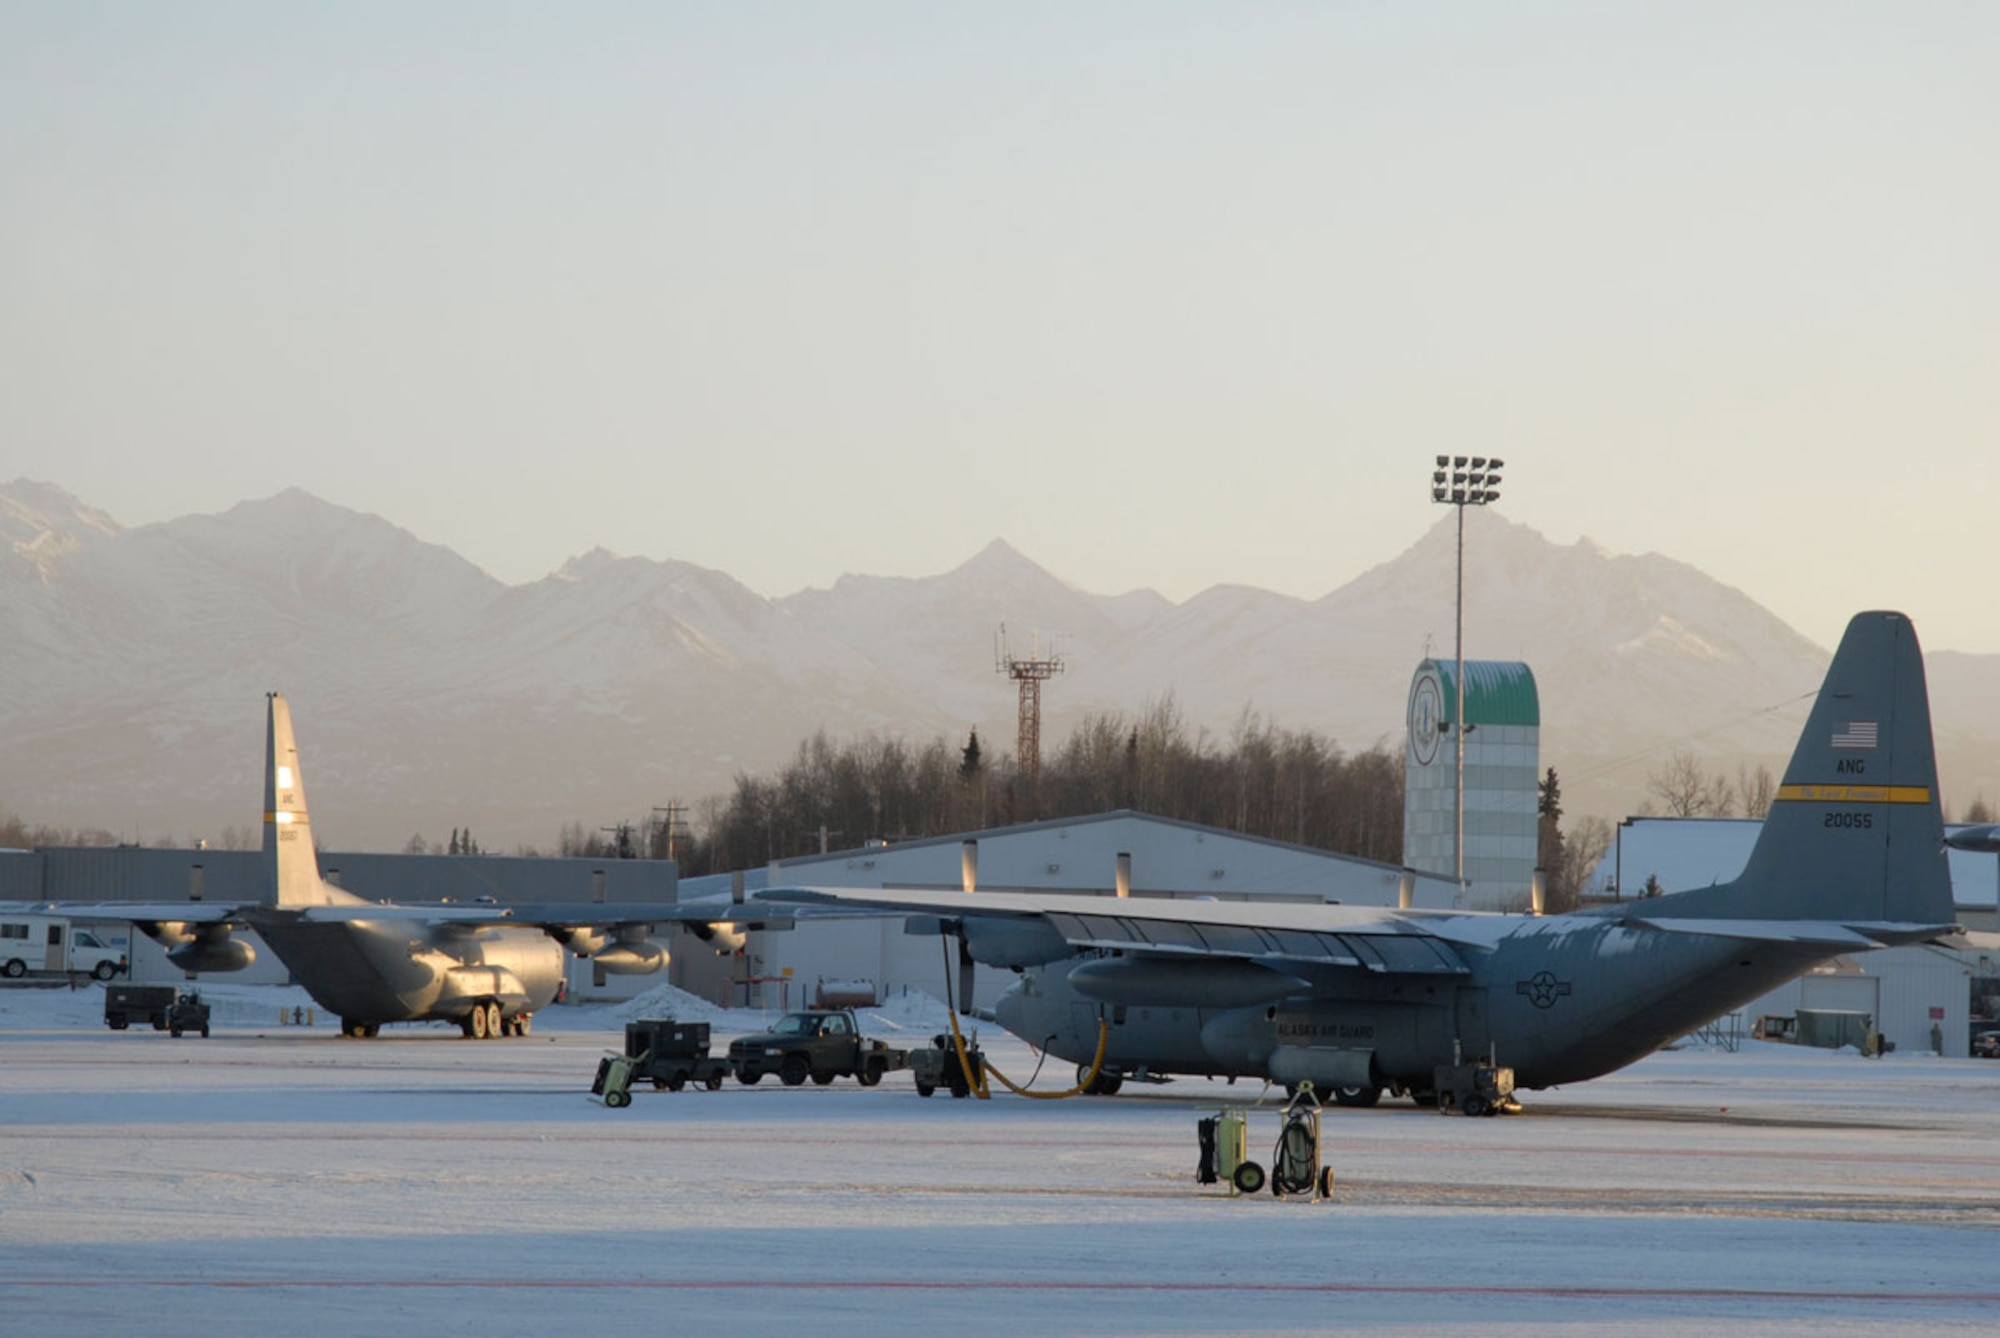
[1831,721,1878,749]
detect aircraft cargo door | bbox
[1454,987,1490,1059]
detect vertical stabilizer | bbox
[1649,611,1954,927]
[264,693,335,908]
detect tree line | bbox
[632,699,1412,877]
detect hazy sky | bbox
[5,4,1995,652]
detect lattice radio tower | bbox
[995,624,1064,787]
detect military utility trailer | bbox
[104,985,210,1037]
[1431,1060,1515,1117]
[909,1032,985,1098]
[623,1018,732,1092]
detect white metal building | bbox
[674,810,1465,1013]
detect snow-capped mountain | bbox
[5,479,1996,852]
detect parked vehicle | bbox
[909,1032,985,1098]
[727,1009,908,1087]
[1,913,127,981]
[103,984,209,1037]
[622,1019,732,1092]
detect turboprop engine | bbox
[140,921,258,973]
[686,921,748,955]
[549,925,666,974]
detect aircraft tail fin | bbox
[263,693,337,909]
[1649,611,1954,929]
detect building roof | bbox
[1424,659,1540,727]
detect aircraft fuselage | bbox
[995,917,1839,1094]
[250,911,565,1028]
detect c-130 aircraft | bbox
[766,611,1961,1106]
[47,694,748,1038]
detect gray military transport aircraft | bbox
[764,611,1961,1106]
[30,693,739,1038]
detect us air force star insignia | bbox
[1516,971,1573,1010]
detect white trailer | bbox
[0,913,128,981]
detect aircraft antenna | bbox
[995,624,1065,794]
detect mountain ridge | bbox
[5,478,1996,852]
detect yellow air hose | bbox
[939,936,1111,1100]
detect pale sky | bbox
[4,4,1995,652]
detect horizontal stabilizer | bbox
[1628,917,1958,949]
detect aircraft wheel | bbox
[1079,1066,1123,1096]
[469,1005,490,1040]
[3,959,25,978]
[779,1054,810,1087]
[92,961,117,981]
[1231,1161,1266,1194]
[516,1013,532,1037]
[484,1002,504,1040]
[1332,1085,1382,1108]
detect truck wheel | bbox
[1332,1085,1382,1108]
[915,1080,936,1097]
[170,1026,181,1038]
[857,1064,882,1087]
[666,1073,687,1092]
[705,1071,725,1091]
[108,1017,128,1030]
[779,1055,810,1087]
[3,959,25,978]
[811,1070,836,1086]
[200,1024,210,1038]
[92,961,117,981]
[1463,1094,1491,1119]
[738,1070,762,1085]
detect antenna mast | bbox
[995,624,1064,789]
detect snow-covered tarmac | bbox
[4,982,1998,1336]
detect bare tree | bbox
[1736,763,1776,819]
[1645,750,1735,818]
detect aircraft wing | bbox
[289,899,797,932]
[6,898,791,932]
[9,901,250,925]
[757,885,1470,974]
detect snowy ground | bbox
[4,982,1999,1336]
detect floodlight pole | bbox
[1429,456,1504,885]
